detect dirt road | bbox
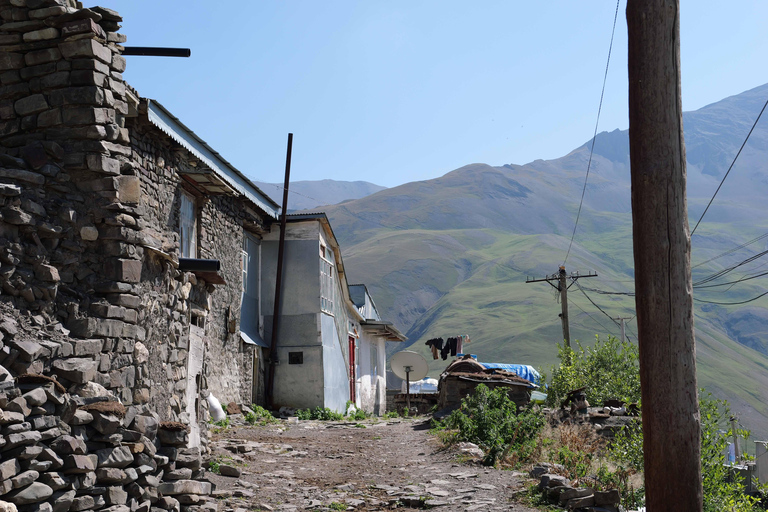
[205,417,538,511]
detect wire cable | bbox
[693,270,768,290]
[563,0,621,266]
[570,298,618,338]
[573,280,621,328]
[692,231,768,270]
[692,249,768,287]
[694,291,768,306]
[690,97,768,236]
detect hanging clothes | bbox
[447,337,458,357]
[425,337,444,360]
[440,340,450,360]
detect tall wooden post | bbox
[627,1,702,510]
[558,266,571,348]
[526,268,596,350]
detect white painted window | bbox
[180,191,197,258]
[320,255,335,315]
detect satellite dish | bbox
[391,351,429,381]
[391,351,429,412]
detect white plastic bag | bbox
[207,392,226,422]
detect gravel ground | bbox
[205,416,539,511]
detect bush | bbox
[607,392,761,512]
[547,335,640,407]
[442,384,545,466]
[244,404,280,426]
[295,406,344,421]
[699,394,760,512]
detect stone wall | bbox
[125,115,264,411]
[0,375,215,512]
[0,0,272,452]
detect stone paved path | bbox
[206,417,539,511]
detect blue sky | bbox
[95,1,768,188]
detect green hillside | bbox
[321,83,768,438]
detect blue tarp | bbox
[479,363,542,386]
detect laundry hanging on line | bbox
[425,335,471,360]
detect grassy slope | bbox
[331,85,768,437]
[342,217,768,439]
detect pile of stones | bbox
[0,374,214,512]
[547,405,639,440]
[530,465,621,512]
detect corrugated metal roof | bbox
[145,100,279,219]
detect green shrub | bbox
[212,417,230,430]
[547,335,640,407]
[699,394,760,512]
[244,404,280,426]
[607,392,761,512]
[345,402,369,421]
[442,384,545,466]
[294,406,344,421]
[609,420,644,472]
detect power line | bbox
[694,291,768,306]
[690,96,768,236]
[570,298,618,338]
[692,270,768,290]
[580,285,635,296]
[260,182,328,206]
[563,0,621,266]
[691,231,768,270]
[692,249,768,287]
[574,280,621,329]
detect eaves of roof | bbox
[360,320,407,342]
[145,99,279,219]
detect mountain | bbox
[252,179,386,211]
[320,83,768,437]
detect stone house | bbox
[262,213,406,414]
[0,0,405,444]
[0,1,283,449]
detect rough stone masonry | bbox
[0,374,216,512]
[0,0,277,510]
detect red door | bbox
[348,336,356,402]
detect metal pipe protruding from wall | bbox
[178,258,220,272]
[122,47,191,57]
[266,133,293,408]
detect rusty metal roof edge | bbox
[453,375,534,388]
[145,99,280,219]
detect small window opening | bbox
[288,352,304,365]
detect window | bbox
[288,352,303,365]
[240,233,261,343]
[179,191,197,258]
[320,254,335,315]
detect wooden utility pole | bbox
[558,267,571,346]
[614,316,632,342]
[627,1,703,509]
[526,267,597,348]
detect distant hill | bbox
[253,179,386,211]
[322,83,768,437]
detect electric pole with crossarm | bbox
[526,266,597,348]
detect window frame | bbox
[179,190,198,259]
